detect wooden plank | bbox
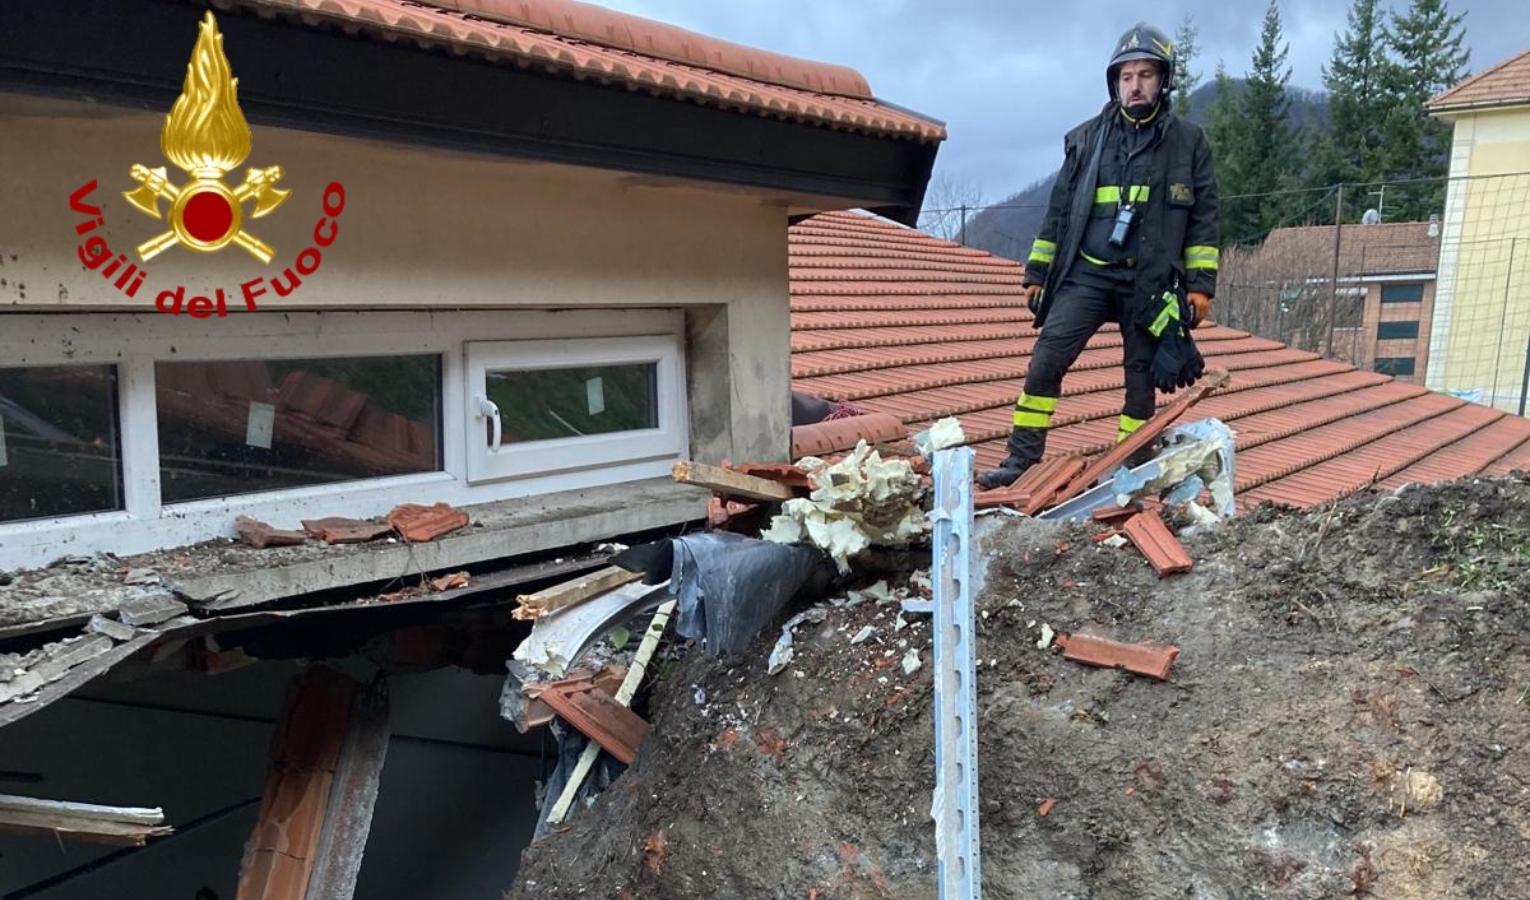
[539,683,651,766]
[670,460,796,502]
[514,565,643,621]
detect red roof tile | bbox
[1428,48,1530,113]
[233,0,943,142]
[788,210,1530,511]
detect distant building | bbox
[1249,221,1442,383]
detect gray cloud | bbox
[599,0,1519,202]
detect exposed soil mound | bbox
[510,473,1530,900]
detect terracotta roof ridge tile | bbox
[234,0,944,141]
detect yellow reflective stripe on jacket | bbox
[1093,185,1151,205]
[1013,393,1057,429]
[1028,239,1057,265]
[1184,245,1220,270]
[1148,292,1180,338]
[1080,250,1110,267]
[1117,414,1149,443]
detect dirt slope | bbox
[510,473,1530,900]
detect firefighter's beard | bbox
[1123,97,1159,121]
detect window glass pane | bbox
[0,365,123,523]
[156,356,441,503]
[1381,283,1425,303]
[1374,357,1417,376]
[485,363,658,446]
[1377,320,1420,340]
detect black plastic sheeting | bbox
[614,533,829,658]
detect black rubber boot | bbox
[976,426,1046,489]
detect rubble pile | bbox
[508,471,1530,899]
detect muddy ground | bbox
[510,473,1530,899]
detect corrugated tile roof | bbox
[788,211,1530,511]
[1428,48,1530,112]
[231,0,944,142]
[1258,222,1440,276]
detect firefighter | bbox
[978,22,1220,489]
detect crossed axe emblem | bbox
[123,164,291,264]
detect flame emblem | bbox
[122,11,290,263]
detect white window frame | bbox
[466,335,685,484]
[0,309,687,571]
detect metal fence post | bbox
[930,447,980,900]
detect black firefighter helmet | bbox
[1106,22,1176,102]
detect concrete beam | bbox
[173,480,705,611]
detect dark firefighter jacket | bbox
[1024,102,1220,330]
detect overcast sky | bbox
[596,0,1521,203]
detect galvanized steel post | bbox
[929,447,981,900]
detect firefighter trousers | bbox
[1004,264,1158,466]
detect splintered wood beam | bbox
[0,795,171,846]
[671,460,797,502]
[514,566,644,620]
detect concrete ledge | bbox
[155,479,706,610]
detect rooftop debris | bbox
[538,681,651,766]
[1120,509,1195,577]
[511,580,670,680]
[545,598,677,826]
[384,502,470,543]
[515,566,643,621]
[300,517,392,545]
[1054,632,1181,681]
[236,515,307,549]
[0,794,172,846]
[514,666,627,731]
[762,441,929,574]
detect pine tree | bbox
[1312,0,1389,217]
[1241,0,1298,235]
[1204,62,1255,242]
[1172,15,1201,117]
[1379,0,1470,220]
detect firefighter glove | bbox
[1021,283,1043,317]
[1187,291,1211,328]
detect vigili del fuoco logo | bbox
[67,11,347,317]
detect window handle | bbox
[475,395,502,453]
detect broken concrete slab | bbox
[0,671,45,705]
[117,593,190,627]
[236,515,308,549]
[34,635,115,684]
[86,615,139,642]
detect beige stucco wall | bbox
[1428,106,1530,409]
[0,96,792,463]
